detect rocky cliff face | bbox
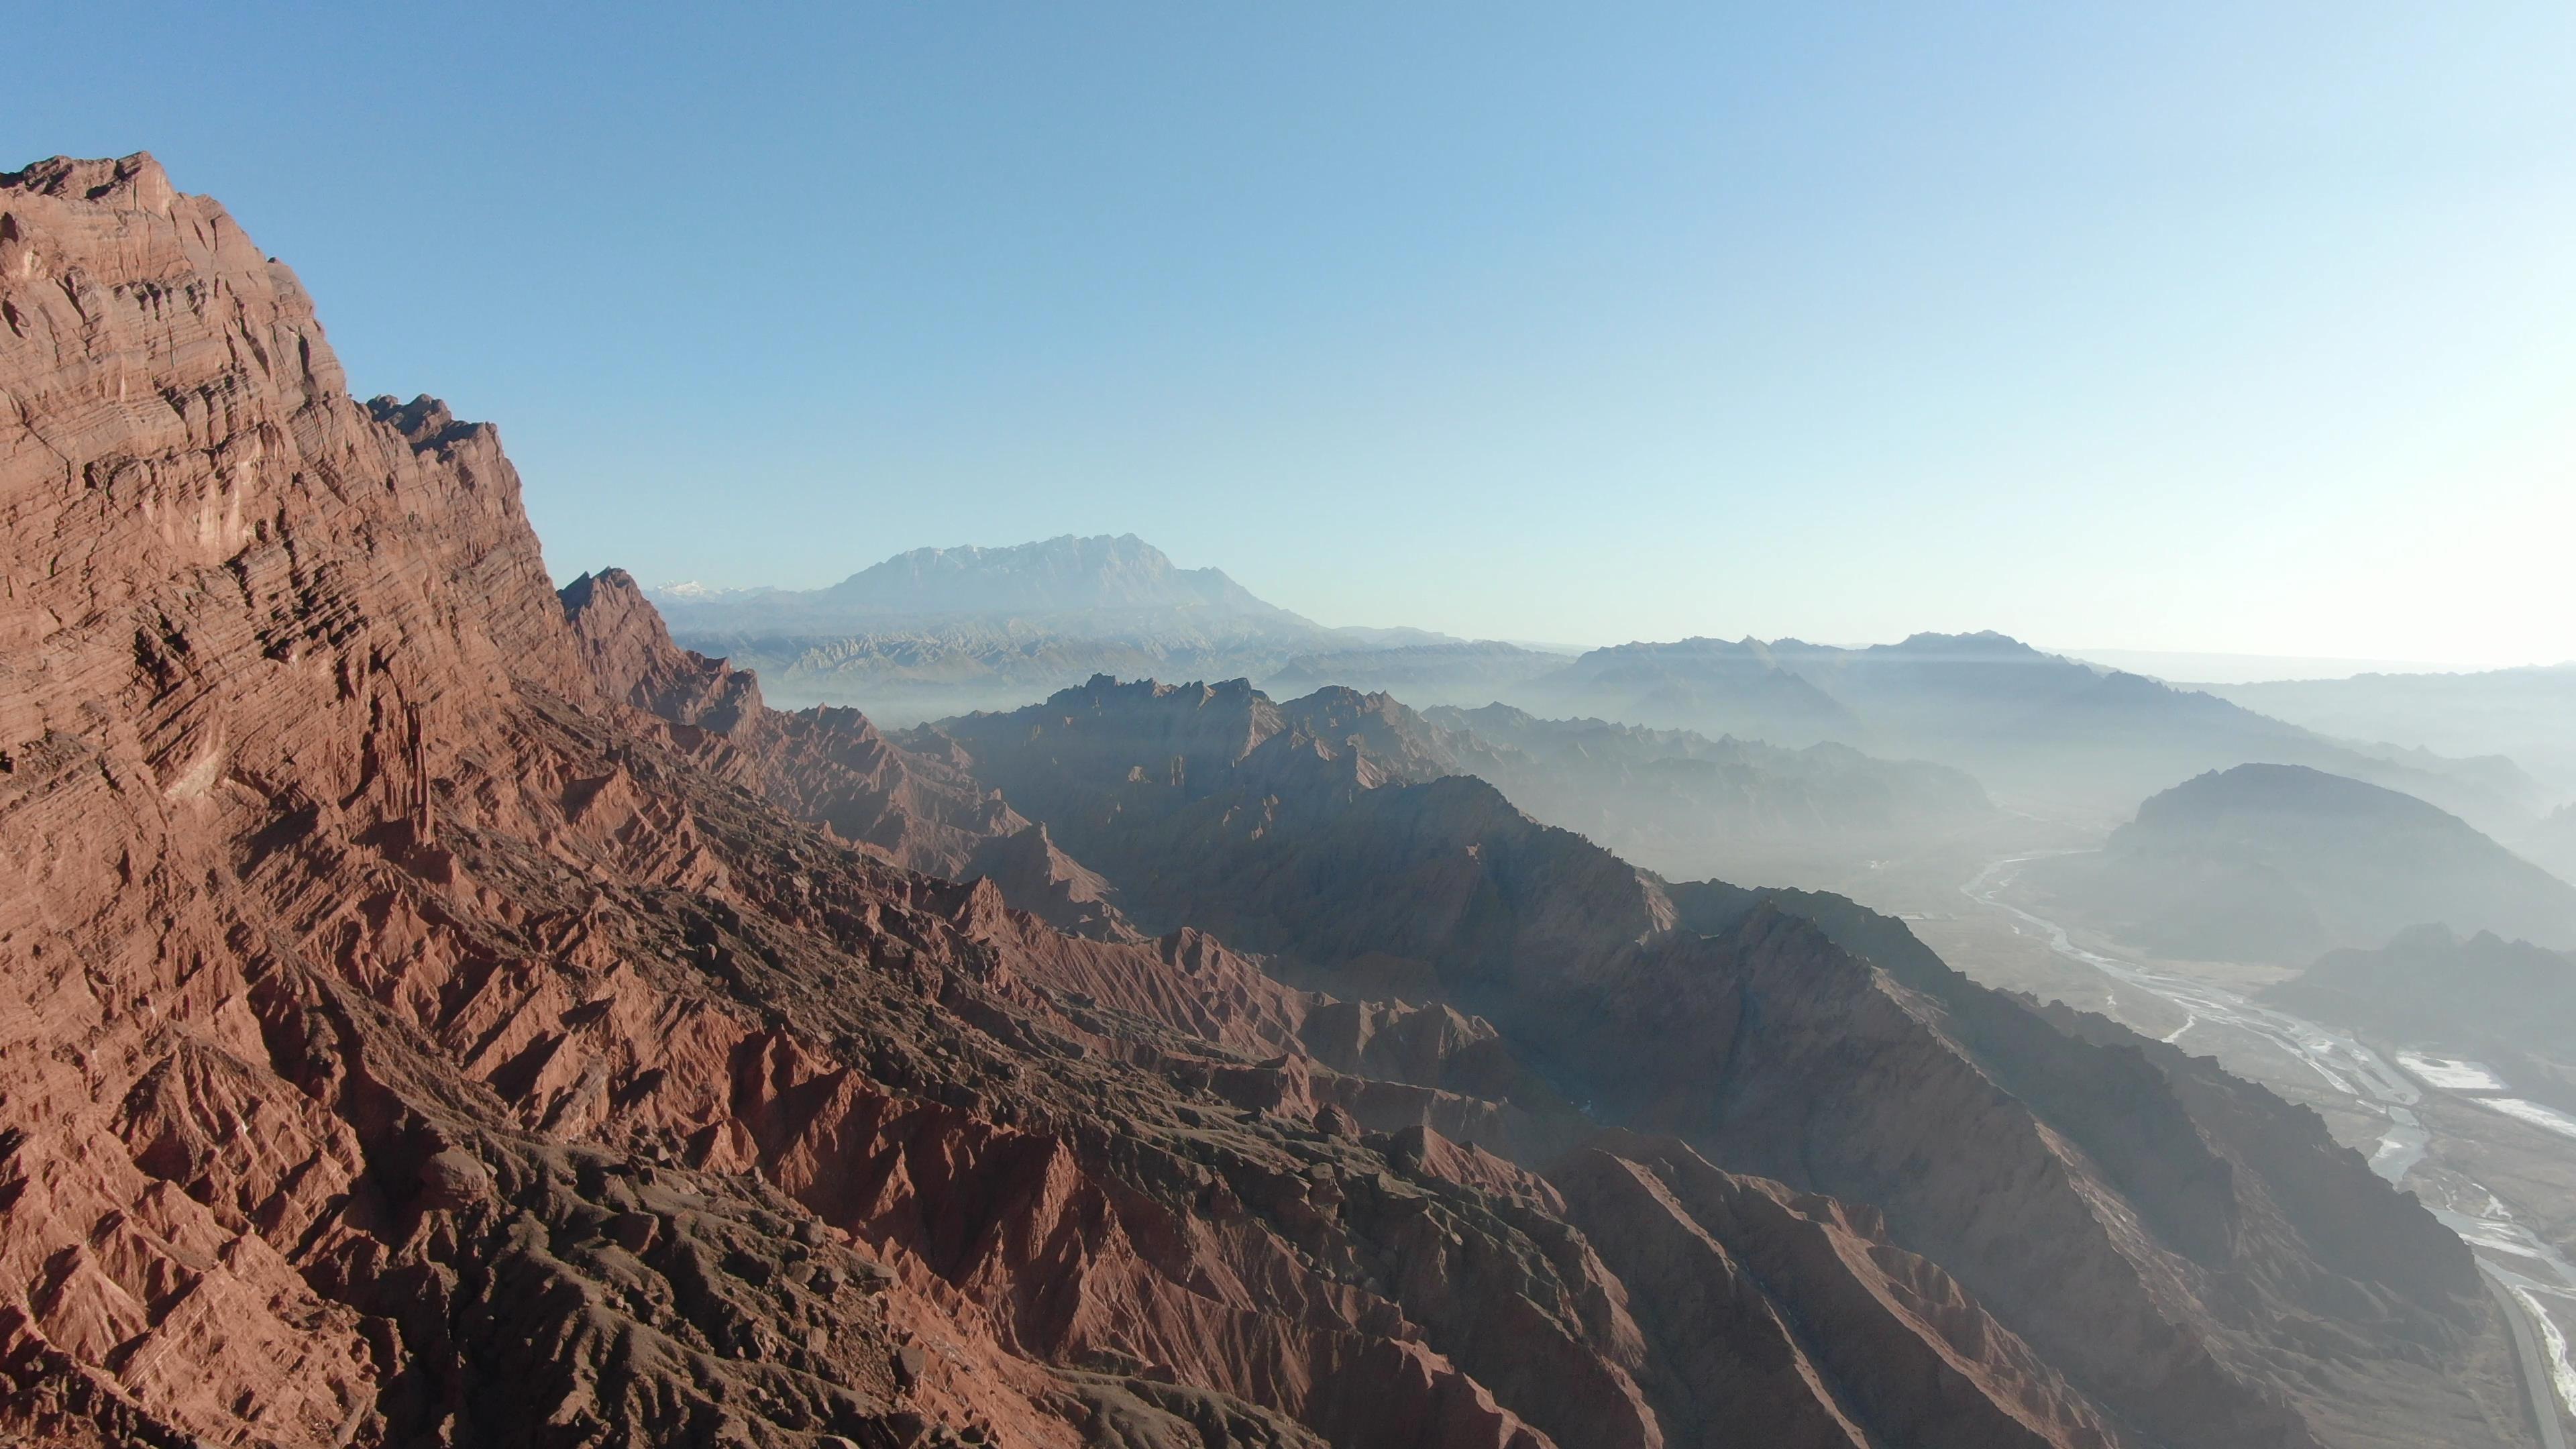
[0,155,2541,1449]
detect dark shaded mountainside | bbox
[2026,765,2576,965]
[0,155,2544,1448]
[2267,928,2576,1111]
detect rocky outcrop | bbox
[562,567,1043,879]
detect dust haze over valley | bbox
[12,5,2576,1448]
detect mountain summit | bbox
[650,534,1342,718]
[818,533,1301,620]
[656,533,1320,636]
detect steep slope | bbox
[0,153,2222,1449]
[925,676,2532,1449]
[2030,765,2576,963]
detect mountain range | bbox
[0,153,2551,1448]
[662,548,2551,839]
[1509,632,2545,828]
[2212,665,2576,798]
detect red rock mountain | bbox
[0,154,2545,1448]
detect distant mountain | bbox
[1424,702,1993,885]
[654,534,1350,718]
[2057,646,2455,685]
[2028,764,2576,964]
[655,532,1323,637]
[655,536,1587,722]
[2210,663,2576,797]
[1517,631,2545,827]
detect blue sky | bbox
[13,3,2574,664]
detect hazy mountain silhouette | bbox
[659,535,1352,717]
[1512,631,2542,826]
[1424,702,1993,884]
[2031,764,2576,963]
[2213,663,2576,796]
[657,533,1324,636]
[2533,802,2576,887]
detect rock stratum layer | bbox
[0,154,2544,1448]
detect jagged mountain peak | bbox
[1,150,178,211]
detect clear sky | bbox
[13,3,2574,665]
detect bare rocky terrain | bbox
[0,154,2551,1448]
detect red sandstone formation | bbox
[0,154,2546,1448]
